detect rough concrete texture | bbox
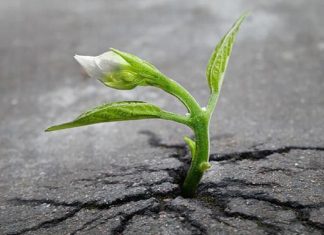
[0,0,323,234]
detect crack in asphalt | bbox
[7,207,82,235]
[110,203,157,235]
[200,178,281,188]
[223,210,282,234]
[69,214,103,235]
[6,131,324,234]
[73,172,174,189]
[199,186,324,231]
[163,206,207,235]
[210,146,324,163]
[9,191,172,234]
[142,131,324,233]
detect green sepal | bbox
[110,48,176,91]
[100,69,146,90]
[206,13,248,94]
[110,48,161,78]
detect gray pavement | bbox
[0,0,323,234]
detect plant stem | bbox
[182,111,210,197]
[158,75,201,114]
[155,76,220,197]
[159,111,190,126]
[207,92,219,115]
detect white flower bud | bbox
[74,49,162,90]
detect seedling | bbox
[46,14,247,197]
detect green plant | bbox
[46,13,247,197]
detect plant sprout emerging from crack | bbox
[46,14,248,197]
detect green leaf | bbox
[206,13,248,94]
[45,101,165,131]
[184,136,196,158]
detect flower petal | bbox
[74,55,102,79]
[95,51,128,73]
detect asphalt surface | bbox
[0,0,323,234]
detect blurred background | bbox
[1,0,324,183]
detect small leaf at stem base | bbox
[184,136,196,158]
[199,162,212,172]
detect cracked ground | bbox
[1,0,324,234]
